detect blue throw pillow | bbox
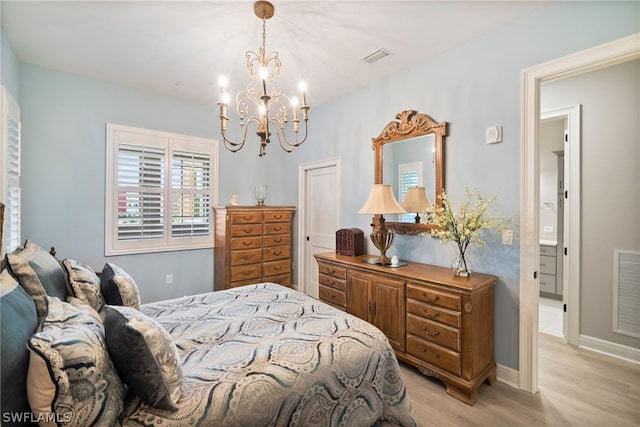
[0,269,38,425]
[6,240,68,320]
[102,304,182,411]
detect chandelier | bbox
[217,1,310,157]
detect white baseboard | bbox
[579,334,640,364]
[495,363,519,389]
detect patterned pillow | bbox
[6,240,68,320]
[102,304,182,411]
[1,269,38,421]
[62,259,104,312]
[100,263,141,309]
[26,297,124,426]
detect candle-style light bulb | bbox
[259,66,269,80]
[291,96,299,122]
[298,81,308,107]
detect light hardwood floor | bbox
[398,333,639,426]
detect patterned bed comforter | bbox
[121,283,416,427]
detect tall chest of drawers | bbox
[314,252,497,405]
[214,206,295,290]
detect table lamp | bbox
[358,184,406,265]
[401,186,432,223]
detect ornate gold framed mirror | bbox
[371,109,447,235]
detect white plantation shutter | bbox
[106,124,217,255]
[171,150,211,238]
[117,144,165,240]
[1,87,21,255]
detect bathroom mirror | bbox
[372,110,447,234]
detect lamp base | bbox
[362,257,408,268]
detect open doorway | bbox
[519,33,640,393]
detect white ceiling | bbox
[1,1,553,107]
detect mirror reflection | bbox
[382,135,435,223]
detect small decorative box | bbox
[336,228,365,256]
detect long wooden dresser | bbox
[314,252,497,405]
[214,206,295,290]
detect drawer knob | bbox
[422,326,439,337]
[242,241,253,246]
[424,309,440,318]
[274,238,282,243]
[273,250,282,256]
[421,291,439,303]
[327,293,336,300]
[242,216,253,220]
[273,214,283,219]
[274,266,282,271]
[242,255,253,260]
[274,226,283,231]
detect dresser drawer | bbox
[230,211,262,224]
[264,223,291,235]
[231,264,262,282]
[231,224,263,237]
[318,262,347,280]
[264,259,290,276]
[407,284,461,312]
[264,211,293,223]
[407,299,460,329]
[319,284,346,308]
[540,245,556,256]
[263,245,290,261]
[540,273,557,294]
[540,255,556,275]
[407,335,461,376]
[407,314,460,351]
[264,273,291,286]
[319,273,346,291]
[231,236,262,251]
[230,248,263,266]
[263,235,289,247]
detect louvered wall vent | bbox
[613,249,640,338]
[361,48,392,64]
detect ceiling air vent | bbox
[361,48,392,64]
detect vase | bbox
[451,249,472,277]
[255,185,267,206]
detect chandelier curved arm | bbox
[269,115,309,152]
[219,114,263,153]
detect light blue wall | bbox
[284,1,639,369]
[1,28,20,98]
[12,1,639,370]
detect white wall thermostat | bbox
[486,125,503,144]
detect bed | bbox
[1,241,416,427]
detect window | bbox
[1,86,21,256]
[397,161,423,223]
[106,124,218,255]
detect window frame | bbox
[105,123,218,256]
[1,86,21,256]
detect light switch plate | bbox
[486,126,503,144]
[501,229,513,245]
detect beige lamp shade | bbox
[358,184,406,215]
[402,186,432,212]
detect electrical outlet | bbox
[501,229,514,245]
[166,274,173,285]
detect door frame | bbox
[519,32,640,393]
[297,157,341,294]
